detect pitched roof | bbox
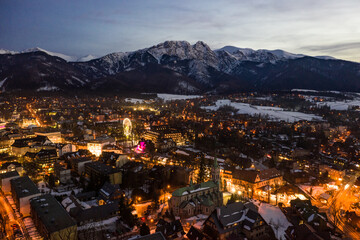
[172,180,218,197]
[0,170,19,179]
[259,168,281,181]
[156,219,184,237]
[135,232,166,240]
[0,161,22,170]
[205,201,266,235]
[232,169,259,183]
[69,201,118,223]
[187,226,205,240]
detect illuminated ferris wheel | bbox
[123,118,132,138]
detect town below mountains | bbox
[1,40,360,94]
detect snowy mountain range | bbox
[0,41,359,93]
[0,47,97,62]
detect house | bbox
[11,135,50,156]
[187,226,205,240]
[87,135,116,157]
[285,224,324,240]
[143,126,183,148]
[0,171,20,193]
[71,157,92,175]
[69,201,119,226]
[202,202,275,240]
[25,149,58,175]
[10,176,41,215]
[134,232,166,240]
[54,162,71,184]
[56,143,76,156]
[30,194,77,240]
[319,164,345,181]
[85,161,122,187]
[155,219,185,239]
[0,161,23,175]
[99,182,124,203]
[281,198,333,239]
[223,168,283,196]
[35,130,62,143]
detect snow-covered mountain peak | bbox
[0,48,18,55]
[269,49,305,59]
[77,54,97,62]
[215,46,306,62]
[22,47,78,62]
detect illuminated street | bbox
[0,191,29,240]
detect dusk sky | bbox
[1,0,360,61]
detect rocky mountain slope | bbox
[1,41,359,93]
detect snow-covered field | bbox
[254,201,292,240]
[156,93,201,101]
[203,99,322,122]
[125,98,146,104]
[316,100,360,110]
[299,91,360,110]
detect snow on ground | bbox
[0,77,7,88]
[156,93,201,101]
[78,216,119,231]
[298,185,325,198]
[125,98,146,104]
[300,92,360,110]
[291,89,319,93]
[203,99,322,122]
[37,85,59,91]
[256,202,292,240]
[23,217,42,239]
[316,100,360,110]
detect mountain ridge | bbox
[0,40,359,94]
[0,41,347,63]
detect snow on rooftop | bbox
[257,202,292,240]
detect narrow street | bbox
[0,191,30,240]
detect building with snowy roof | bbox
[30,194,77,240]
[202,201,274,240]
[10,176,41,215]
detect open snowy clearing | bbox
[203,99,322,122]
[156,93,201,101]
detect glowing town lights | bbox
[123,118,132,137]
[238,191,242,195]
[338,178,342,181]
[344,184,350,190]
[135,141,146,153]
[231,187,236,193]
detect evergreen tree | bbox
[140,223,150,236]
[48,173,55,189]
[118,196,137,228]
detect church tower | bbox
[211,157,220,183]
